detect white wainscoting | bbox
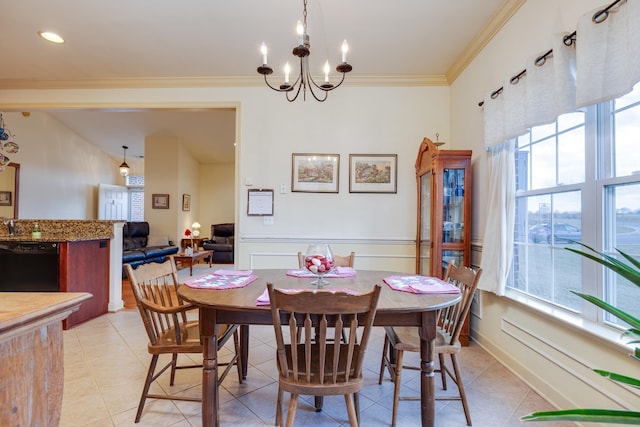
[238,236,416,273]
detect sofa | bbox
[202,223,234,264]
[122,221,179,276]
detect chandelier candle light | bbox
[257,0,352,102]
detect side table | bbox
[181,237,208,250]
[173,250,213,276]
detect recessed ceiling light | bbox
[38,31,64,44]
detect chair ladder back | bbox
[267,283,380,386]
[146,279,183,343]
[125,260,187,346]
[438,262,482,344]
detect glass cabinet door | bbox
[442,168,465,244]
[418,173,431,275]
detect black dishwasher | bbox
[0,241,60,292]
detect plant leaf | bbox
[566,243,640,286]
[571,291,640,330]
[618,248,640,271]
[593,369,640,389]
[521,408,640,423]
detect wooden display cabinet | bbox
[415,137,472,344]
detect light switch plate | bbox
[263,216,274,225]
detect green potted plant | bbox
[521,242,640,424]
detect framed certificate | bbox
[247,189,274,216]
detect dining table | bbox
[178,268,461,427]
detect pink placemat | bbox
[256,287,362,306]
[213,269,253,276]
[184,272,258,289]
[383,275,461,294]
[286,267,357,278]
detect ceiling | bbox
[0,0,520,165]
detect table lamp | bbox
[191,222,201,238]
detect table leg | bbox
[201,312,220,427]
[419,311,437,427]
[240,325,249,379]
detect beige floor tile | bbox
[60,279,562,427]
[60,377,111,427]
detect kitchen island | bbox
[0,292,91,426]
[0,219,117,328]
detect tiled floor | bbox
[60,264,569,427]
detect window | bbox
[126,175,145,221]
[509,83,640,327]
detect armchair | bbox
[202,223,235,264]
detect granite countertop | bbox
[0,233,112,242]
[0,219,116,242]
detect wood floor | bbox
[122,275,189,310]
[121,279,137,309]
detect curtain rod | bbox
[477,0,625,107]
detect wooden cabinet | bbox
[416,137,472,344]
[59,239,110,329]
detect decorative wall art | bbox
[349,154,398,193]
[0,191,11,206]
[152,194,170,209]
[182,194,191,211]
[291,153,340,193]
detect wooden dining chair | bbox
[296,251,356,343]
[297,251,356,268]
[125,259,242,423]
[378,261,482,427]
[267,282,381,427]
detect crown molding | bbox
[446,0,526,84]
[0,74,448,91]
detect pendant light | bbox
[119,145,130,177]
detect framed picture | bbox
[152,194,170,209]
[0,191,11,206]
[182,194,191,211]
[291,153,340,193]
[349,154,398,193]
[247,188,274,216]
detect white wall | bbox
[237,85,449,270]
[1,111,119,219]
[199,162,235,236]
[0,85,449,272]
[450,0,637,420]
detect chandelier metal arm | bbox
[257,0,352,102]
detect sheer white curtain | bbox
[480,0,640,295]
[576,1,640,107]
[478,140,515,295]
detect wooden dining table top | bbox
[178,269,460,316]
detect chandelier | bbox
[0,113,19,171]
[257,0,352,102]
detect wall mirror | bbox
[0,162,20,218]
